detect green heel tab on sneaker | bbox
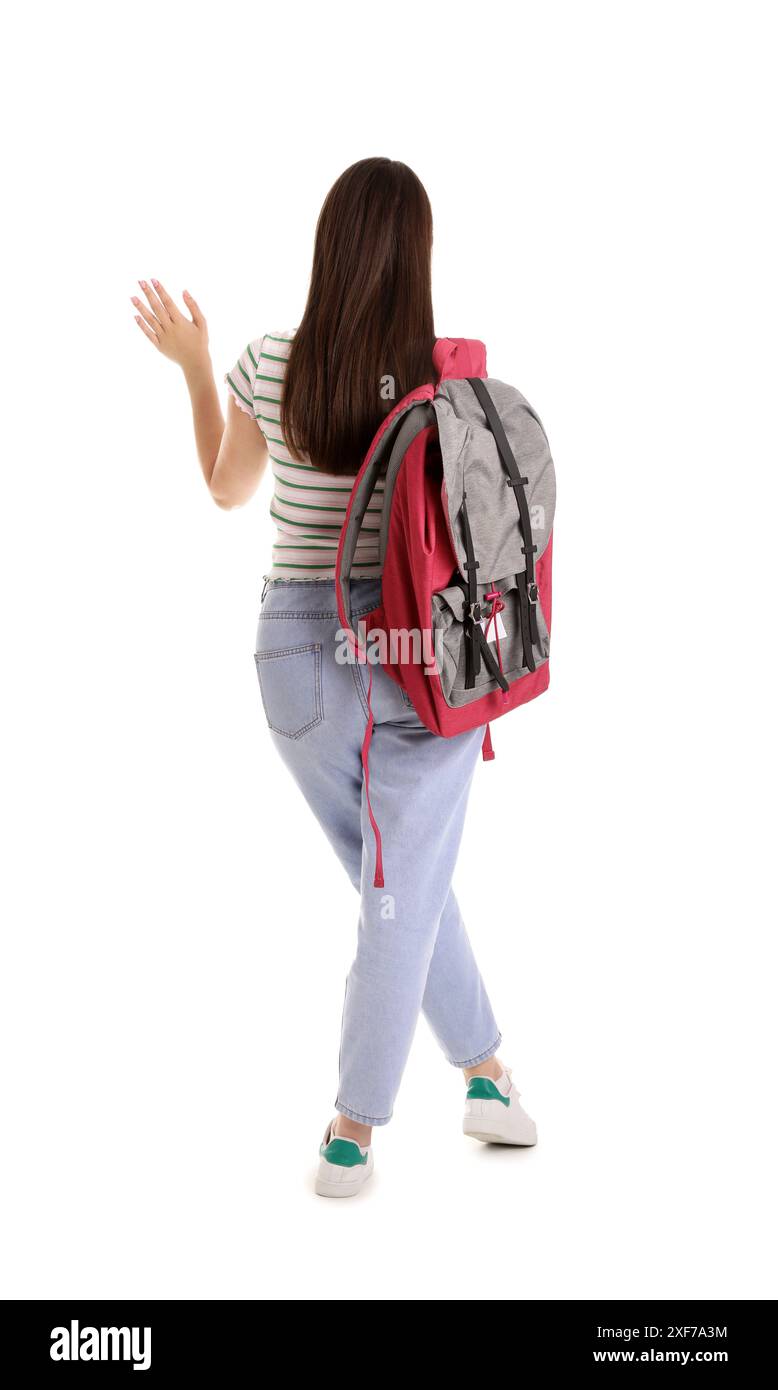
[466,1076,510,1105]
[320,1137,369,1167]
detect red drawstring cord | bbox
[484,582,508,701]
[480,581,507,764]
[361,663,384,888]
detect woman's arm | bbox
[132,278,268,509]
[209,393,268,510]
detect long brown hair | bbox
[281,158,435,476]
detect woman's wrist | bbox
[182,353,214,389]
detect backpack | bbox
[335,337,556,886]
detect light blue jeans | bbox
[254,577,502,1125]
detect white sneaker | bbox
[463,1066,538,1146]
[314,1118,374,1198]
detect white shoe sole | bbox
[314,1169,373,1198]
[463,1125,537,1146]
[463,1111,537,1147]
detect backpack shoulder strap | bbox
[335,390,434,645]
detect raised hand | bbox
[131,278,210,374]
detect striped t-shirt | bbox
[224,331,384,579]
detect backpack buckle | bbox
[526,581,539,604]
[466,601,482,623]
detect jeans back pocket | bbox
[254,643,323,739]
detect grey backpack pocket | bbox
[431,576,549,709]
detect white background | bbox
[1,0,776,1301]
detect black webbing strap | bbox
[466,377,540,650]
[473,621,510,692]
[453,577,510,693]
[459,491,481,687]
[516,572,536,674]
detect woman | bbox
[131,157,537,1198]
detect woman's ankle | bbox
[333,1114,372,1146]
[463,1054,503,1083]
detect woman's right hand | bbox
[131,278,210,376]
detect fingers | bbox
[137,277,172,326]
[133,313,160,348]
[182,289,205,328]
[131,294,162,333]
[148,277,181,322]
[130,278,206,351]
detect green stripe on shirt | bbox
[226,374,253,410]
